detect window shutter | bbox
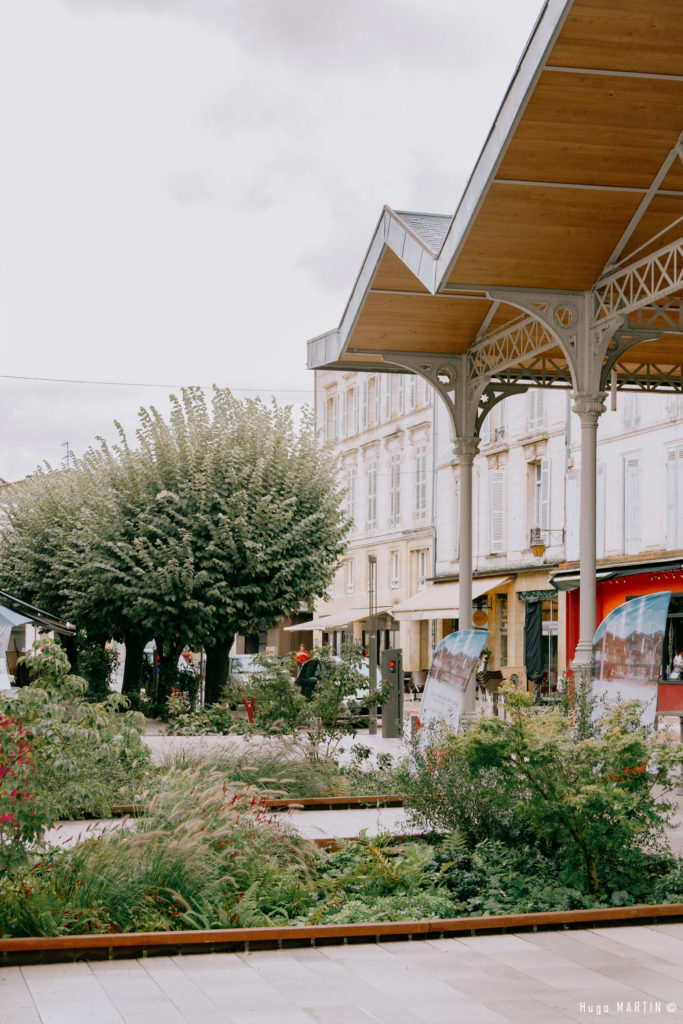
[340,392,348,438]
[480,414,490,445]
[596,462,605,558]
[397,376,405,415]
[361,380,369,430]
[489,469,505,554]
[566,476,579,560]
[667,450,676,549]
[540,457,550,533]
[454,478,460,558]
[374,376,381,424]
[677,449,683,549]
[624,455,641,555]
[332,395,339,440]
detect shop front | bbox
[553,557,683,679]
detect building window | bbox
[367,556,377,599]
[415,444,427,520]
[345,558,355,595]
[360,379,369,431]
[390,452,401,525]
[390,550,400,590]
[397,376,406,415]
[596,462,605,558]
[422,379,432,405]
[532,458,550,534]
[667,446,683,549]
[383,376,392,421]
[495,400,506,441]
[340,391,348,438]
[489,468,505,554]
[624,454,641,555]
[480,414,490,445]
[417,549,427,590]
[498,594,508,666]
[622,394,641,430]
[326,394,339,442]
[346,466,356,522]
[528,390,544,431]
[367,460,377,528]
[373,376,381,425]
[453,477,460,558]
[408,376,417,412]
[348,386,358,436]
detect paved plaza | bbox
[2,924,683,1024]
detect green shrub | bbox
[0,640,151,870]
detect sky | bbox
[0,0,545,480]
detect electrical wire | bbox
[0,373,313,395]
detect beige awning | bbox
[284,607,392,632]
[391,576,511,622]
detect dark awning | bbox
[551,558,683,592]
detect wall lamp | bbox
[529,527,565,558]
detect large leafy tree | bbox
[0,388,348,704]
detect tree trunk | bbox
[204,635,234,705]
[122,631,147,696]
[62,632,78,674]
[153,635,185,716]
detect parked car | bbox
[228,654,266,687]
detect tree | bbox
[0,388,349,706]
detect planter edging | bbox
[2,902,682,966]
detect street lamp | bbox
[368,555,378,735]
[530,527,565,558]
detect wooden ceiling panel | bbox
[448,184,642,290]
[618,335,683,366]
[496,72,683,190]
[548,0,683,77]
[371,248,429,294]
[350,293,490,354]
[619,195,683,263]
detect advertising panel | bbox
[418,629,489,736]
[591,591,671,727]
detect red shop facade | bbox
[552,557,683,671]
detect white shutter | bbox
[677,449,683,548]
[596,462,605,558]
[540,457,550,534]
[397,376,405,415]
[408,375,417,411]
[624,455,641,555]
[383,376,392,421]
[352,387,359,434]
[529,390,544,431]
[361,380,369,430]
[454,478,460,558]
[332,395,339,440]
[340,392,348,438]
[489,469,505,554]
[374,376,381,424]
[480,414,490,445]
[566,476,579,560]
[667,450,676,549]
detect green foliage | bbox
[0,388,350,702]
[75,633,119,702]
[407,682,683,896]
[0,766,318,936]
[0,641,151,871]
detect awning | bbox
[284,607,392,632]
[391,576,512,622]
[551,558,683,592]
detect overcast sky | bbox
[0,0,544,480]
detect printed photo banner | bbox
[418,629,489,737]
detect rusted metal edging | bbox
[107,794,404,817]
[2,903,682,966]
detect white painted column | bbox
[454,438,479,632]
[571,392,606,667]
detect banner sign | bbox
[591,591,671,727]
[418,629,489,736]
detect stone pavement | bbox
[2,924,683,1024]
